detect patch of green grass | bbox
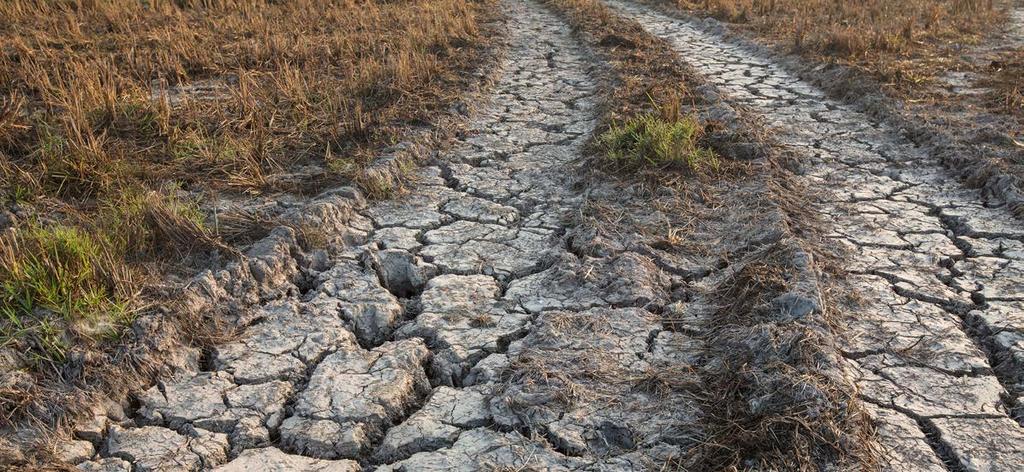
[599,113,718,172]
[0,189,210,366]
[0,224,131,364]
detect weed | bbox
[0,224,132,365]
[600,113,718,171]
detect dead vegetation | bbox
[984,50,1024,117]
[692,242,877,470]
[0,0,495,431]
[667,0,1012,91]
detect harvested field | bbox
[3,0,1024,470]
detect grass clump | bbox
[0,189,215,370]
[600,112,718,172]
[0,225,132,365]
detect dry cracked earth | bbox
[61,0,1024,471]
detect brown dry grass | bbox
[692,243,877,471]
[0,0,490,197]
[671,0,1011,91]
[0,0,495,432]
[984,50,1024,116]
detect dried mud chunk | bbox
[228,416,270,452]
[76,458,132,472]
[306,261,405,345]
[375,428,586,471]
[188,429,230,467]
[464,353,510,386]
[394,275,529,385]
[281,339,431,458]
[279,418,368,460]
[863,405,945,472]
[956,236,1024,259]
[441,195,519,224]
[213,447,360,472]
[505,252,669,313]
[366,187,452,229]
[939,205,1024,240]
[930,416,1024,471]
[105,425,228,471]
[224,380,293,428]
[75,415,108,445]
[214,301,359,384]
[419,225,553,279]
[494,308,702,454]
[953,257,1024,302]
[419,273,499,312]
[373,227,422,252]
[56,439,95,464]
[842,275,991,373]
[851,359,1005,417]
[137,372,234,432]
[446,163,528,201]
[373,386,492,463]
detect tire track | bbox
[605,0,1024,470]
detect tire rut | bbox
[66,1,701,470]
[604,0,1024,470]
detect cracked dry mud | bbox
[68,1,691,470]
[606,0,1024,470]
[59,0,1024,470]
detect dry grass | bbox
[671,0,1011,90]
[0,0,490,196]
[0,0,495,429]
[691,243,877,470]
[984,50,1024,116]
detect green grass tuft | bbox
[1,224,131,364]
[0,189,210,366]
[599,113,718,172]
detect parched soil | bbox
[4,0,1024,470]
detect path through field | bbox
[606,0,1024,469]
[61,0,1024,470]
